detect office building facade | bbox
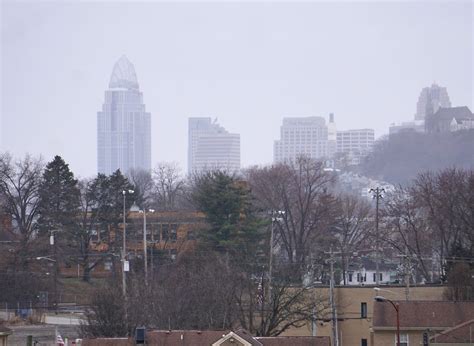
[97,56,151,175]
[273,116,331,163]
[336,129,375,164]
[188,118,240,174]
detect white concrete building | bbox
[274,116,331,163]
[188,118,240,174]
[336,128,375,165]
[97,56,151,175]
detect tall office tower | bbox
[188,117,240,174]
[273,116,329,163]
[97,56,151,175]
[336,129,375,165]
[415,83,451,121]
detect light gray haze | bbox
[1,0,473,177]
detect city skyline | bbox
[1,1,472,177]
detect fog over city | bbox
[1,0,473,177]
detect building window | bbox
[357,273,361,282]
[348,273,353,282]
[396,333,409,346]
[361,339,367,346]
[361,302,367,318]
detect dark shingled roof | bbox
[432,106,474,121]
[430,319,474,344]
[257,336,331,346]
[373,301,474,329]
[146,330,228,345]
[81,330,332,346]
[0,325,12,335]
[81,337,132,346]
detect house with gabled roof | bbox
[430,319,474,345]
[371,301,474,346]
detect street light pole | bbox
[375,295,400,346]
[269,210,284,303]
[122,189,134,297]
[369,187,385,286]
[141,208,155,283]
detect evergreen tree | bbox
[191,171,265,266]
[38,155,80,232]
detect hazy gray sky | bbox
[1,0,472,177]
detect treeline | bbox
[0,153,473,336]
[360,129,474,184]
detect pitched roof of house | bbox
[81,330,331,346]
[430,319,474,344]
[0,325,12,335]
[256,336,331,346]
[81,337,132,346]
[147,330,228,345]
[432,106,474,122]
[373,301,474,329]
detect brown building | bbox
[283,285,446,346]
[80,329,330,346]
[372,301,474,346]
[430,319,474,345]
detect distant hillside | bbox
[359,130,474,184]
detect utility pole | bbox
[325,247,339,346]
[369,187,385,286]
[122,190,134,298]
[329,247,339,346]
[268,210,284,303]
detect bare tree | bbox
[247,157,336,280]
[127,168,153,208]
[382,187,434,282]
[332,194,373,284]
[151,162,185,210]
[0,153,44,267]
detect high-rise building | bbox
[415,83,451,121]
[97,56,151,175]
[188,118,240,174]
[336,129,375,165]
[273,116,330,163]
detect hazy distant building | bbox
[188,118,240,174]
[97,56,151,175]
[425,106,474,133]
[389,120,425,136]
[415,83,451,121]
[336,128,375,165]
[274,116,331,163]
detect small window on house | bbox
[170,229,177,242]
[187,230,196,240]
[162,224,169,241]
[373,273,376,282]
[379,273,383,282]
[357,273,361,282]
[360,302,367,318]
[363,273,367,282]
[396,333,409,346]
[361,339,367,346]
[348,273,353,282]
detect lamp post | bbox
[139,208,155,282]
[369,187,385,285]
[122,189,134,297]
[375,295,400,346]
[269,210,284,302]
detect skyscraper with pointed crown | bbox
[97,56,151,175]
